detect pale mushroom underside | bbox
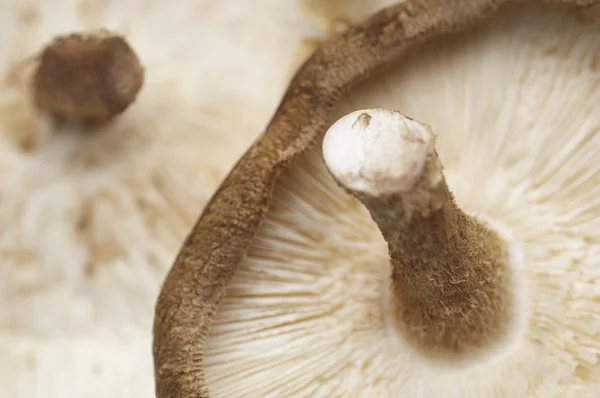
[205,4,600,397]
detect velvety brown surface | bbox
[33,30,144,125]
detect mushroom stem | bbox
[322,109,513,359]
[32,29,144,126]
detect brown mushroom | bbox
[33,29,144,125]
[154,0,600,397]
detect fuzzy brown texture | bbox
[32,30,144,125]
[351,145,512,360]
[152,1,599,397]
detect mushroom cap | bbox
[170,2,599,397]
[0,0,324,397]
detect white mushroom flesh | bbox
[322,109,436,195]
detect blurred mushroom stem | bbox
[323,109,515,360]
[32,29,144,126]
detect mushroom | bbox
[33,29,144,125]
[154,0,600,397]
[0,1,323,397]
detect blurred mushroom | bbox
[0,1,322,397]
[33,29,144,125]
[154,0,600,397]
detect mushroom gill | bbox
[201,3,600,397]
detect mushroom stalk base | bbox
[354,161,513,360]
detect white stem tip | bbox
[322,109,436,196]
